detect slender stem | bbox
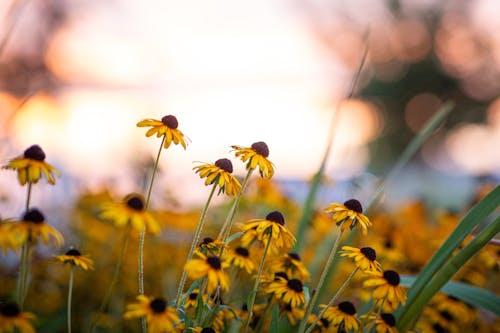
[298,228,345,333]
[138,135,166,333]
[89,226,131,333]
[370,297,386,333]
[175,184,218,307]
[16,182,33,310]
[305,267,359,333]
[68,267,74,333]
[26,182,32,211]
[244,237,272,333]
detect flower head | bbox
[54,248,94,270]
[0,302,36,333]
[99,193,160,234]
[341,246,382,272]
[232,141,274,179]
[269,252,310,281]
[222,246,256,274]
[324,199,372,235]
[124,295,180,333]
[184,252,230,293]
[365,313,399,333]
[198,237,226,255]
[137,115,189,149]
[7,208,63,249]
[240,211,296,249]
[281,303,305,326]
[320,301,360,332]
[193,158,241,196]
[363,270,407,311]
[2,145,60,185]
[265,276,305,308]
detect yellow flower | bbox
[137,115,188,149]
[340,246,382,272]
[320,301,360,332]
[124,295,180,333]
[2,145,60,185]
[265,276,305,308]
[306,314,331,332]
[232,141,274,179]
[54,248,94,270]
[7,209,63,249]
[0,302,36,333]
[282,303,305,326]
[193,158,241,196]
[222,246,256,274]
[198,237,226,255]
[324,199,372,235]
[240,211,296,250]
[184,289,207,309]
[0,220,15,253]
[269,252,310,281]
[184,252,230,293]
[363,270,407,311]
[99,193,159,234]
[366,313,399,333]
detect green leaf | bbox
[226,231,244,244]
[400,275,500,316]
[246,290,257,312]
[270,303,280,333]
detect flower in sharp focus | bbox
[124,296,180,333]
[324,199,372,235]
[99,193,160,234]
[265,276,305,308]
[7,208,63,249]
[0,302,36,333]
[193,158,241,196]
[232,141,274,179]
[222,246,256,274]
[365,313,399,333]
[363,270,407,311]
[340,246,382,272]
[240,211,296,249]
[137,115,189,149]
[2,145,60,185]
[184,252,230,293]
[54,248,94,270]
[320,301,360,332]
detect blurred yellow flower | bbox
[266,276,305,308]
[240,211,296,250]
[99,193,159,234]
[54,248,94,270]
[137,115,188,149]
[124,295,179,333]
[320,301,360,332]
[232,141,274,179]
[0,302,36,333]
[198,237,226,255]
[324,199,372,235]
[2,145,60,185]
[269,252,310,282]
[363,270,407,311]
[365,313,399,333]
[7,208,63,249]
[193,158,241,196]
[184,252,230,293]
[340,246,382,272]
[223,246,256,274]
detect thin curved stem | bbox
[67,267,74,333]
[16,182,33,310]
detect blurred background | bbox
[1,0,499,214]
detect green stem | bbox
[16,182,33,310]
[305,267,359,333]
[68,266,74,333]
[298,229,345,333]
[244,237,272,333]
[175,184,218,307]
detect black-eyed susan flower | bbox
[240,211,296,250]
[54,248,94,270]
[99,193,159,234]
[324,199,372,235]
[137,115,188,149]
[184,289,207,309]
[7,208,63,249]
[363,270,407,311]
[198,237,225,255]
[368,313,399,333]
[0,302,36,333]
[340,246,382,272]
[184,252,230,293]
[232,141,274,179]
[320,301,360,332]
[266,276,305,308]
[124,296,180,333]
[0,220,15,253]
[270,252,310,282]
[2,145,60,185]
[306,314,332,333]
[193,158,242,196]
[223,246,256,274]
[282,303,305,326]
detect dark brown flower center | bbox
[360,247,377,261]
[23,208,45,224]
[125,194,145,211]
[188,292,198,300]
[287,278,303,292]
[274,271,289,281]
[381,313,396,327]
[338,301,356,315]
[266,211,285,225]
[251,141,269,157]
[200,237,214,245]
[0,303,20,317]
[384,238,394,249]
[149,298,167,313]
[207,255,222,270]
[66,249,81,256]
[24,145,46,161]
[383,270,400,286]
[288,252,301,261]
[343,199,363,213]
[235,247,249,257]
[440,310,453,321]
[201,328,216,333]
[433,323,446,333]
[215,158,233,173]
[320,318,330,328]
[161,115,179,129]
